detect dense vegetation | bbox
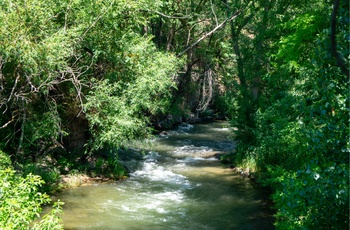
[0,0,348,229]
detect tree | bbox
[0,0,183,157]
[223,0,349,228]
[0,0,84,159]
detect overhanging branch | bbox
[177,9,243,58]
[151,10,190,19]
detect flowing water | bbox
[57,121,274,230]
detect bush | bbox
[0,168,63,229]
[0,150,11,170]
[22,163,62,193]
[272,163,348,229]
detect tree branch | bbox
[150,10,190,19]
[177,9,243,58]
[80,1,114,40]
[0,115,15,129]
[16,100,26,155]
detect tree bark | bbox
[166,23,175,51]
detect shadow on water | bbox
[57,121,275,230]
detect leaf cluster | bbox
[0,150,63,229]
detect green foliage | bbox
[33,201,64,230]
[225,1,349,229]
[85,35,180,150]
[90,154,127,179]
[0,150,11,170]
[275,11,327,70]
[0,0,78,158]
[272,163,348,229]
[22,163,62,193]
[0,168,63,229]
[0,0,181,159]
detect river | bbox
[57,121,274,229]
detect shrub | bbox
[273,163,348,229]
[0,150,63,229]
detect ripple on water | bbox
[102,190,186,220]
[172,145,213,158]
[178,156,217,162]
[177,123,194,131]
[131,162,188,184]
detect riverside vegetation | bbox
[0,0,348,229]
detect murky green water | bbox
[57,121,274,229]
